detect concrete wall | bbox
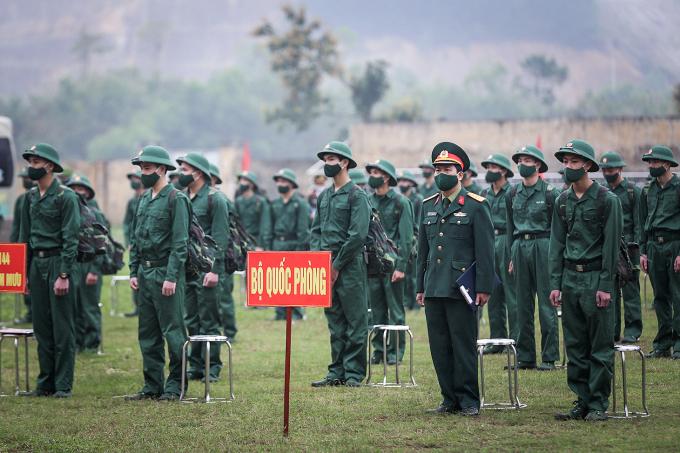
[348,117,680,171]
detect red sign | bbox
[0,243,27,293]
[246,251,332,308]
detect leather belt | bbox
[565,259,602,273]
[33,248,60,258]
[141,257,169,268]
[494,228,506,236]
[652,231,680,244]
[515,232,550,240]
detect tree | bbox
[347,60,389,122]
[674,83,680,114]
[71,27,111,78]
[253,5,341,131]
[519,54,568,107]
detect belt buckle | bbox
[280,236,285,241]
[144,260,152,267]
[658,236,665,244]
[524,234,531,240]
[494,229,499,235]
[575,264,584,272]
[38,251,45,258]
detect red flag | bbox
[241,142,251,171]
[535,135,542,150]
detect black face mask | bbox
[650,166,666,178]
[23,179,35,190]
[27,166,47,181]
[368,176,385,189]
[399,185,410,194]
[518,164,537,178]
[485,171,502,183]
[277,185,291,194]
[435,173,459,192]
[178,173,195,188]
[604,173,619,184]
[237,183,250,194]
[324,163,342,177]
[141,172,160,189]
[422,170,434,179]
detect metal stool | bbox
[477,338,526,409]
[556,308,567,369]
[366,325,416,387]
[109,275,131,316]
[180,335,234,403]
[610,344,649,418]
[0,328,34,396]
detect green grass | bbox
[1,275,679,452]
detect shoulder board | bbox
[467,192,485,203]
[423,193,439,203]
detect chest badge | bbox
[453,212,467,217]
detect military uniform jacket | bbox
[419,182,438,199]
[270,193,311,251]
[19,178,81,276]
[10,192,28,243]
[548,181,623,294]
[129,184,190,283]
[606,178,641,245]
[481,182,511,232]
[408,191,423,234]
[310,181,370,271]
[639,174,680,256]
[123,193,142,247]
[235,193,272,249]
[187,183,230,275]
[506,178,560,256]
[369,189,414,273]
[466,181,483,195]
[416,188,495,299]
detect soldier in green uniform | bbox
[480,154,517,352]
[419,161,438,199]
[550,139,623,421]
[599,151,643,343]
[19,143,80,398]
[235,171,272,251]
[271,168,311,321]
[11,168,34,324]
[639,145,680,359]
[67,175,109,353]
[462,161,483,195]
[349,168,368,191]
[506,145,560,370]
[123,170,144,317]
[417,142,494,416]
[168,170,181,189]
[397,170,422,311]
[125,145,190,401]
[310,141,371,387]
[209,164,238,341]
[366,160,414,364]
[176,153,230,382]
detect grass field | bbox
[1,273,679,452]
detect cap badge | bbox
[566,142,574,148]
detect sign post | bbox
[246,251,332,437]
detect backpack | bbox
[207,192,255,274]
[557,185,634,287]
[168,189,218,276]
[347,185,399,276]
[100,235,126,275]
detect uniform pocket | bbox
[448,215,470,237]
[423,216,438,238]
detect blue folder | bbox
[455,262,501,310]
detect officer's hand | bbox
[391,270,405,283]
[640,254,648,273]
[475,292,490,307]
[130,277,139,291]
[508,260,514,274]
[595,290,611,308]
[162,280,176,296]
[331,266,339,284]
[674,256,680,273]
[86,272,99,286]
[550,290,561,307]
[416,293,425,306]
[203,272,219,288]
[53,276,69,296]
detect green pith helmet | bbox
[418,160,435,171]
[209,163,223,184]
[176,152,211,177]
[126,170,142,180]
[599,151,626,169]
[555,139,599,172]
[237,170,259,188]
[22,143,64,173]
[131,145,176,170]
[467,161,479,177]
[512,145,548,173]
[397,170,418,186]
[167,170,180,180]
[642,145,678,167]
[431,142,470,172]
[273,168,299,188]
[349,168,367,185]
[365,159,398,186]
[317,141,357,168]
[66,173,95,198]
[481,153,515,178]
